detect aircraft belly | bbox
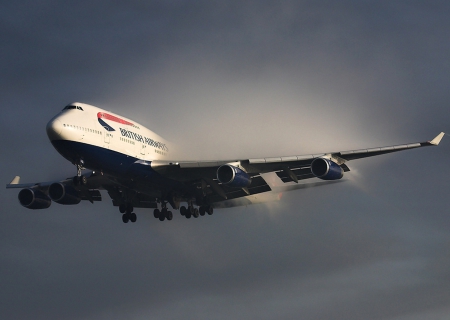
[51,140,137,173]
[50,140,183,190]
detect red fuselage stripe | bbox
[97,112,134,126]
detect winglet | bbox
[6,177,38,189]
[429,132,445,146]
[9,176,20,184]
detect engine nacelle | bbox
[18,188,52,209]
[217,165,251,188]
[311,158,344,180]
[48,183,81,205]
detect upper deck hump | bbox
[64,102,171,151]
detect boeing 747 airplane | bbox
[6,102,445,223]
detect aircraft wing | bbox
[6,172,105,206]
[8,132,444,211]
[244,131,445,177]
[6,176,39,189]
[147,132,445,202]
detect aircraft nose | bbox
[46,117,63,140]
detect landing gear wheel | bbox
[159,208,167,221]
[206,206,214,215]
[180,206,187,216]
[153,209,160,219]
[199,206,206,216]
[166,211,173,220]
[80,175,87,186]
[193,208,199,218]
[119,204,126,214]
[185,212,191,219]
[130,212,137,223]
[122,214,129,223]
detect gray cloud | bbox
[1,1,450,319]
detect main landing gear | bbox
[152,203,213,222]
[120,203,137,223]
[180,205,213,219]
[153,208,173,221]
[119,201,213,223]
[153,203,173,221]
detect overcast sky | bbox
[1,1,450,319]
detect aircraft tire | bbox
[130,212,137,223]
[193,208,199,218]
[180,206,186,216]
[159,214,165,221]
[206,206,214,215]
[153,209,160,218]
[185,212,191,219]
[122,214,129,223]
[199,206,206,216]
[166,211,173,220]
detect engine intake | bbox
[217,165,251,188]
[311,158,344,180]
[49,183,81,205]
[18,188,51,209]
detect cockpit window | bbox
[63,105,84,111]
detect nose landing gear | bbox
[72,164,87,186]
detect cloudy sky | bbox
[1,1,450,319]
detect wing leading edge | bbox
[151,132,445,192]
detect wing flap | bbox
[206,175,272,203]
[276,167,312,182]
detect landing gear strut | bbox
[73,164,87,186]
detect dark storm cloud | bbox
[1,1,450,320]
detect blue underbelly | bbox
[51,140,136,174]
[50,140,188,192]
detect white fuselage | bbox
[47,102,172,162]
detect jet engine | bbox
[18,187,51,209]
[48,182,81,205]
[217,165,251,188]
[311,158,344,180]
